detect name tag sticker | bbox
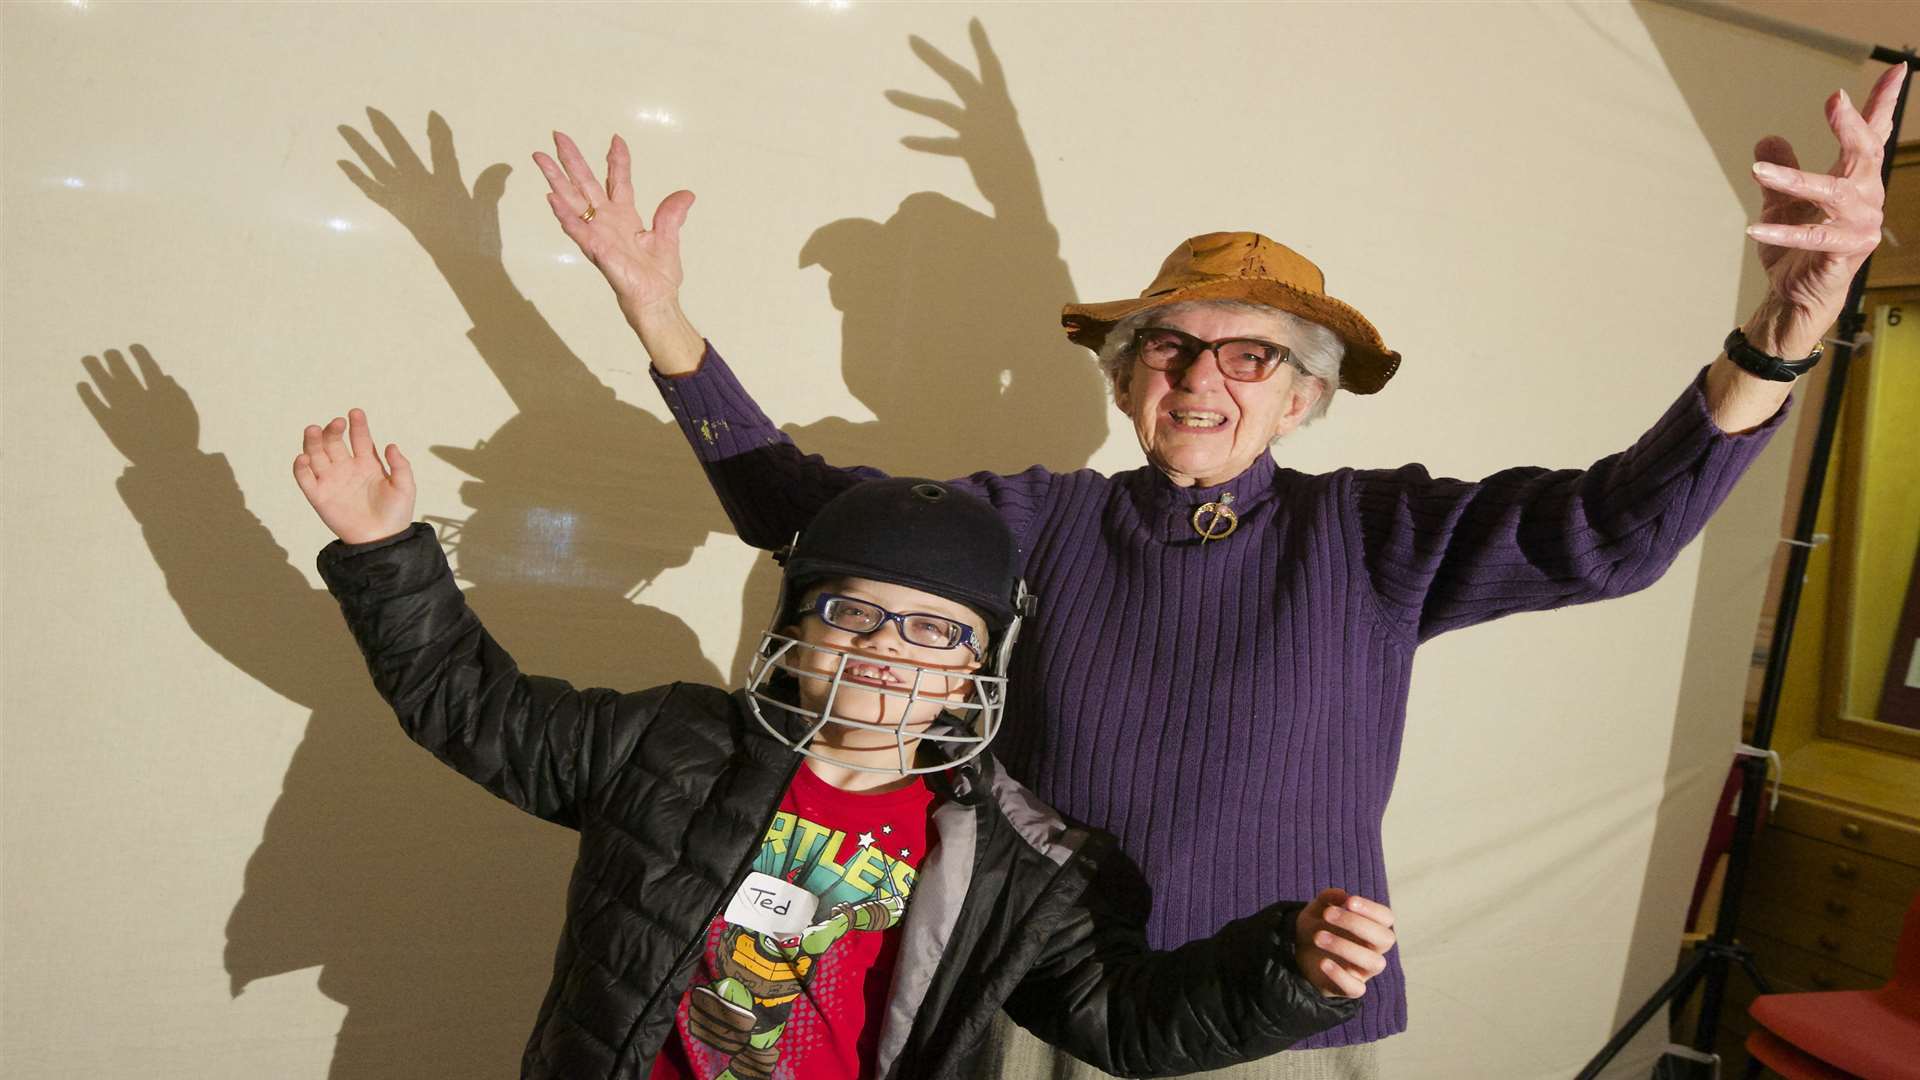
[723,871,818,938]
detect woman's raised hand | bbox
[293,409,416,545]
[1744,62,1906,358]
[535,131,695,333]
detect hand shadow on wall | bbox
[729,19,1109,683]
[79,107,727,1077]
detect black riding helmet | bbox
[777,478,1029,637]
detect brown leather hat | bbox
[1060,231,1400,394]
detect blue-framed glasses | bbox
[807,593,982,659]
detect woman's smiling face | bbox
[1115,305,1324,488]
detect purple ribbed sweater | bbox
[652,346,1785,1048]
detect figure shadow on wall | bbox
[78,118,726,1077]
[727,19,1108,682]
[77,17,1101,1080]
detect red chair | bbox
[1742,892,1920,1079]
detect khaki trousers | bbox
[969,1010,1380,1080]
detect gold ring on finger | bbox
[579,205,597,223]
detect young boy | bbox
[295,410,1396,1080]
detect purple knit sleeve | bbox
[1352,366,1789,643]
[651,343,1055,553]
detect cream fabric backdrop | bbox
[0,2,1871,1076]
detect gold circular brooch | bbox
[1191,498,1239,542]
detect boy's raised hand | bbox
[293,409,415,544]
[1294,888,1395,999]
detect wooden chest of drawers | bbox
[1699,786,1917,1064]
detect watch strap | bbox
[1724,327,1823,382]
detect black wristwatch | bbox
[1723,327,1824,382]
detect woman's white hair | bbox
[1095,300,1345,427]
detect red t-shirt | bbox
[648,762,936,1080]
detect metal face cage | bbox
[743,632,1011,776]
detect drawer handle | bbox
[1818,933,1842,952]
[1832,860,1859,880]
[1825,898,1850,917]
[1811,971,1836,989]
[1841,822,1864,841]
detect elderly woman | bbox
[531,62,1903,1079]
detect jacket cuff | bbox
[1270,902,1364,1024]
[649,341,787,462]
[315,522,446,600]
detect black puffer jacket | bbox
[319,524,1358,1079]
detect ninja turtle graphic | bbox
[687,892,906,1080]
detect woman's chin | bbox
[1155,451,1224,481]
